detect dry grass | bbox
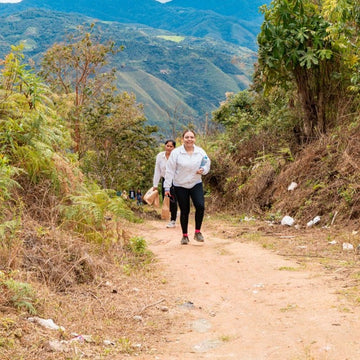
[0,268,178,359]
[0,213,179,359]
[207,122,360,228]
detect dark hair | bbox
[165,139,176,147]
[182,129,196,138]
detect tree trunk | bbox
[295,71,316,140]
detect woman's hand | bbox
[164,190,170,197]
[196,168,204,174]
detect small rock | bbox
[45,340,70,353]
[178,301,194,309]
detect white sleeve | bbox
[152,153,162,188]
[164,151,177,190]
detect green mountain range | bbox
[0,0,265,130]
[0,0,266,50]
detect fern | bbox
[60,184,138,242]
[1,46,73,196]
[61,185,113,228]
[0,155,21,203]
[2,278,37,314]
[107,196,135,221]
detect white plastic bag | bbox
[281,215,295,226]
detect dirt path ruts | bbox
[132,218,360,360]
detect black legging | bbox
[174,182,205,235]
[161,178,177,221]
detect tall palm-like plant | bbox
[257,0,348,140]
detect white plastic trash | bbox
[313,216,321,224]
[287,182,298,191]
[342,243,354,251]
[307,216,321,227]
[28,317,65,331]
[281,215,295,226]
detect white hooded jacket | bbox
[164,144,210,190]
[152,151,168,188]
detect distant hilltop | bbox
[0,0,268,132]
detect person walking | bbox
[129,188,135,200]
[164,129,210,245]
[136,188,143,205]
[153,139,178,228]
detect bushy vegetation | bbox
[0,30,158,315]
[205,0,360,226]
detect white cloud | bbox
[155,0,172,3]
[0,0,23,2]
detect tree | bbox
[82,91,157,190]
[40,24,118,156]
[257,0,345,140]
[212,91,254,128]
[40,24,160,191]
[323,0,360,94]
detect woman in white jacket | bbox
[164,129,210,245]
[152,139,178,228]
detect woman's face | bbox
[165,142,175,153]
[183,131,195,147]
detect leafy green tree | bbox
[40,24,158,191]
[212,91,254,128]
[40,24,118,156]
[82,91,157,190]
[257,0,345,140]
[323,0,360,93]
[0,46,137,247]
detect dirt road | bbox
[133,217,360,360]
